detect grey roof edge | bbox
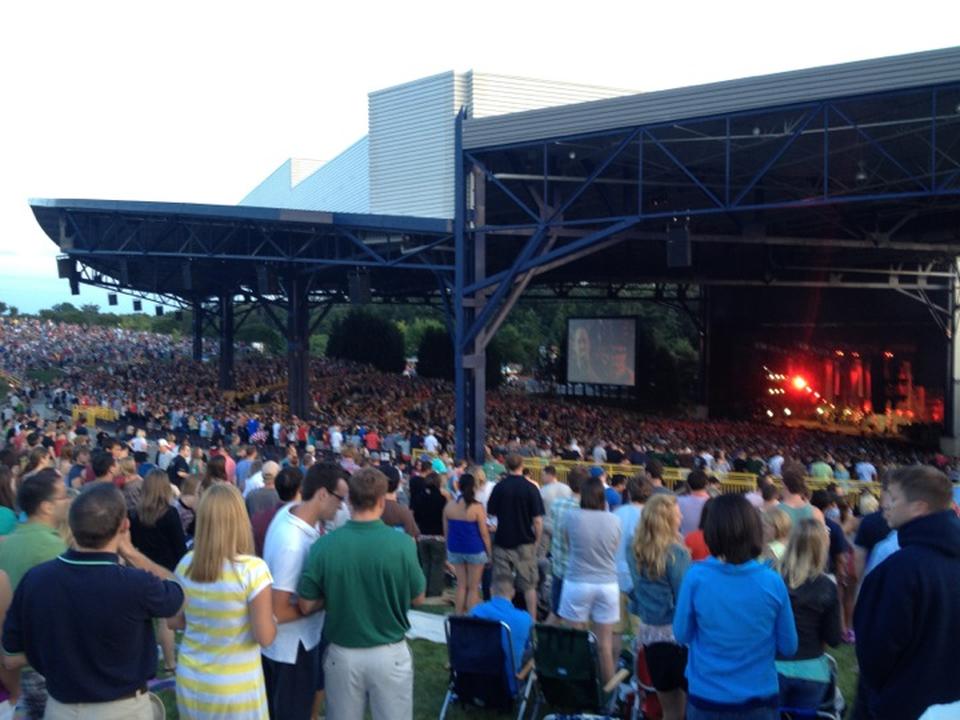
[29,198,452,235]
[463,46,960,149]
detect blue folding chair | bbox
[439,615,535,720]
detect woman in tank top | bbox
[443,473,491,614]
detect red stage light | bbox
[792,376,807,390]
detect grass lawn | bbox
[156,630,860,719]
[25,368,63,385]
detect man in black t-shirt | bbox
[486,454,544,620]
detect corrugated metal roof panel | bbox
[239,137,369,213]
[470,72,634,118]
[463,46,960,149]
[369,72,456,218]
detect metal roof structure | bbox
[30,46,960,458]
[463,46,960,149]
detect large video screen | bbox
[566,317,637,386]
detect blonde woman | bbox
[762,507,792,561]
[629,493,691,720]
[170,484,276,719]
[775,519,841,711]
[131,469,187,673]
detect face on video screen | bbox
[567,319,636,386]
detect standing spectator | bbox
[175,475,201,540]
[251,467,303,557]
[235,446,257,489]
[762,507,793,562]
[0,471,69,720]
[297,468,425,720]
[0,469,68,590]
[410,472,448,598]
[156,438,176,471]
[444,473,492,614]
[677,469,710,536]
[167,442,191,488]
[613,473,651,648]
[245,461,280,517]
[684,497,713,561]
[487,454,545,620]
[0,468,16,537]
[0,570,17,719]
[171,484,277,718]
[775,518,842,712]
[2,483,183,720]
[779,465,824,526]
[548,466,587,621]
[629,493,691,720]
[558,477,621,683]
[261,463,349,720]
[539,465,572,536]
[380,465,419,539]
[673,494,797,720]
[129,469,187,674]
[854,466,960,720]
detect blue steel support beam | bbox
[462,127,643,350]
[643,130,724,208]
[454,110,476,460]
[731,105,822,207]
[465,153,542,224]
[830,104,930,191]
[192,301,204,362]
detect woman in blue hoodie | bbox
[673,494,797,719]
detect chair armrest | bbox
[516,658,535,681]
[602,668,630,694]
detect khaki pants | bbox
[44,691,158,720]
[324,641,413,720]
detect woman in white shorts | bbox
[559,476,622,683]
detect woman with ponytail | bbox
[443,472,492,613]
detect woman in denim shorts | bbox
[443,474,491,614]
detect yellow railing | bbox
[71,405,118,427]
[526,459,881,497]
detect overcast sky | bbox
[1,0,956,313]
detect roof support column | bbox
[192,301,204,362]
[287,274,311,420]
[698,286,711,416]
[218,294,235,391]
[943,259,960,454]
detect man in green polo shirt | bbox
[298,467,425,720]
[0,469,68,590]
[0,468,69,719]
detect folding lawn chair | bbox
[528,624,631,720]
[439,615,535,720]
[626,644,661,720]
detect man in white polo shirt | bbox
[261,462,350,719]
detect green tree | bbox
[415,327,503,389]
[326,309,405,373]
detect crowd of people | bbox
[1,318,959,719]
[2,319,948,481]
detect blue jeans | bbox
[778,674,830,712]
[687,703,778,720]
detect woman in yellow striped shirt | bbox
[169,484,276,719]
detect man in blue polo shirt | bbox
[470,577,533,689]
[2,483,183,720]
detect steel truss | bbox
[40,200,454,407]
[454,83,960,459]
